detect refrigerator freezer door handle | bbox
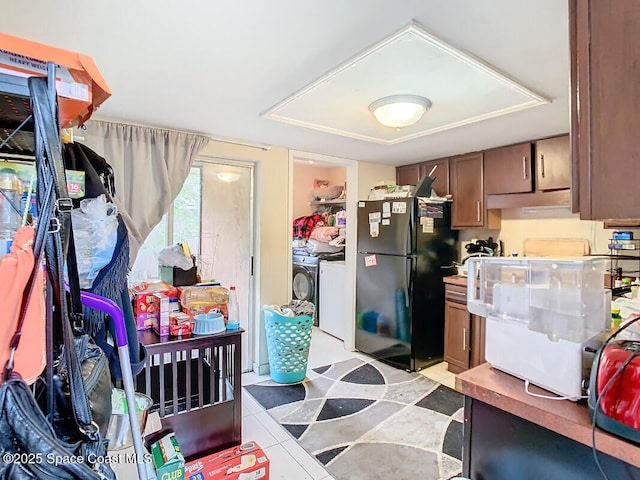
[407,203,414,255]
[405,257,412,308]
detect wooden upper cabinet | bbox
[451,153,483,228]
[450,152,499,229]
[484,143,533,195]
[396,163,420,186]
[571,0,640,219]
[535,135,571,191]
[420,158,449,196]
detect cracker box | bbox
[184,442,269,480]
[134,291,159,330]
[133,282,177,330]
[150,432,185,480]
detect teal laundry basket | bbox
[263,307,313,383]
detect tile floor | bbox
[112,327,457,479]
[241,327,458,480]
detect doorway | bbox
[130,158,256,372]
[199,159,255,372]
[289,150,359,352]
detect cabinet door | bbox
[535,135,570,191]
[420,158,450,196]
[571,0,640,219]
[444,300,470,373]
[396,164,421,186]
[470,314,486,369]
[450,152,485,228]
[484,143,533,195]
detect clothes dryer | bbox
[292,254,319,326]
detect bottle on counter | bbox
[226,285,240,331]
[611,307,622,335]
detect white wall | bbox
[355,162,396,200]
[459,207,635,257]
[292,163,346,218]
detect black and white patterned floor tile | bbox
[245,357,463,480]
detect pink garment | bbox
[310,226,339,243]
[0,226,45,384]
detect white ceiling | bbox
[0,0,570,166]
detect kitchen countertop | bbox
[456,363,640,468]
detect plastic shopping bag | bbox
[71,194,118,289]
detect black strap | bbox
[29,76,97,437]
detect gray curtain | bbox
[79,120,210,262]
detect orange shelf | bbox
[0,32,110,128]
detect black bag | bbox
[51,335,113,441]
[0,76,115,480]
[45,229,113,441]
[0,377,111,480]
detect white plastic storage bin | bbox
[467,257,607,342]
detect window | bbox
[128,159,253,371]
[129,166,201,282]
[129,161,252,289]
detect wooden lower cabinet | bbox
[444,281,486,374]
[444,300,471,373]
[470,314,486,369]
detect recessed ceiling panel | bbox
[262,21,549,145]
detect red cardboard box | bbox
[184,442,269,480]
[152,292,172,336]
[132,282,177,330]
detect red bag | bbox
[0,226,45,384]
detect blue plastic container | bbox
[263,307,313,384]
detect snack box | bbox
[184,442,269,480]
[170,312,192,325]
[132,282,177,330]
[152,299,170,336]
[150,432,185,480]
[169,322,193,338]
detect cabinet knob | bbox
[540,154,545,178]
[522,156,528,179]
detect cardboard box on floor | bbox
[184,442,269,480]
[150,432,185,480]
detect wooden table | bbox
[136,329,243,460]
[456,363,640,479]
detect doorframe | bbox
[197,153,256,372]
[289,149,359,351]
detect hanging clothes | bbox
[63,142,146,378]
[292,214,326,240]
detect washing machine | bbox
[292,254,319,325]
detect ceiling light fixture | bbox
[217,172,241,183]
[369,95,432,128]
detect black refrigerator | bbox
[355,196,458,371]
